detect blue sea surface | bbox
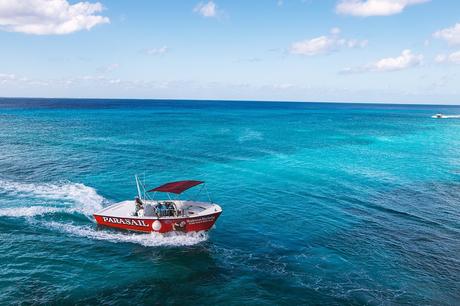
[0,98,459,305]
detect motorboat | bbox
[432,113,446,119]
[93,177,222,233]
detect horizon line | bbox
[0,96,459,107]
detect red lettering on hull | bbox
[93,212,222,233]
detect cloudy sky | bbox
[0,0,459,104]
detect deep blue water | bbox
[1,98,459,305]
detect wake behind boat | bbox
[93,177,222,233]
[431,113,460,119]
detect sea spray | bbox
[0,180,106,217]
[44,221,209,247]
[0,206,62,217]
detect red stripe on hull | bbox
[93,212,221,233]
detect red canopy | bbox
[148,180,204,194]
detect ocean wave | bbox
[44,221,208,247]
[238,128,263,142]
[0,180,106,217]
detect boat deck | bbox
[95,200,221,219]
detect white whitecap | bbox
[238,128,263,142]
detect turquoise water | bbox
[0,98,459,305]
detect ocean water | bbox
[0,98,459,305]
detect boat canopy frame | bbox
[135,176,213,203]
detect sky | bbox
[0,0,460,104]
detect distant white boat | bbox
[431,113,460,119]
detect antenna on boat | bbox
[143,172,147,199]
[204,184,213,203]
[135,174,142,200]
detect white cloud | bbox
[433,23,460,46]
[342,49,423,73]
[235,57,262,63]
[144,46,169,56]
[434,54,447,63]
[0,72,49,86]
[290,36,335,56]
[273,83,294,89]
[373,49,423,71]
[435,51,460,64]
[289,28,367,56]
[335,0,429,17]
[0,73,16,84]
[0,0,109,35]
[97,63,119,73]
[330,27,341,35]
[108,78,121,84]
[73,75,125,86]
[193,1,218,18]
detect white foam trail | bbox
[44,221,208,247]
[0,180,106,216]
[431,114,460,119]
[0,206,62,217]
[0,206,87,217]
[0,180,207,247]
